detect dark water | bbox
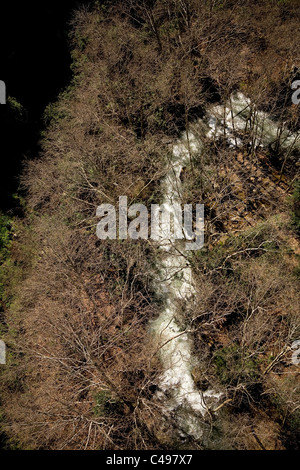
[0,1,89,212]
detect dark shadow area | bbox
[0,0,91,212]
[0,0,93,449]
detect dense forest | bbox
[0,0,300,450]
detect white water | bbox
[207,91,300,151]
[151,92,299,439]
[150,132,221,439]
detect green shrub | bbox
[0,214,13,303]
[94,390,124,417]
[291,180,300,235]
[214,344,260,386]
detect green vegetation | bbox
[0,214,12,305]
[291,180,300,234]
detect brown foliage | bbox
[1,0,300,450]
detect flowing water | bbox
[150,132,221,439]
[150,92,299,439]
[207,92,300,151]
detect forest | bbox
[0,0,300,450]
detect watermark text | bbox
[96,197,204,251]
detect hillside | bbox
[0,0,300,450]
